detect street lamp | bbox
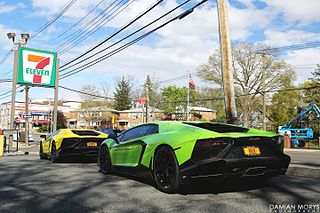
[7,32,30,47]
[8,32,30,147]
[7,32,16,43]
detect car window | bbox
[47,130,59,140]
[145,125,159,136]
[121,125,150,142]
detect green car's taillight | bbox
[191,138,230,161]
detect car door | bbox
[42,130,59,154]
[110,125,156,167]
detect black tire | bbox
[99,145,112,174]
[39,142,45,160]
[50,142,59,163]
[153,146,180,193]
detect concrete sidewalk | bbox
[285,148,320,179]
[3,142,39,156]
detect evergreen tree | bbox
[142,75,160,108]
[113,77,132,110]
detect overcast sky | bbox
[0,0,320,103]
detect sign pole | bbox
[53,59,60,132]
[25,86,29,146]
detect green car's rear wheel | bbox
[99,145,112,174]
[154,146,179,193]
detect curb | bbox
[284,148,320,153]
[3,151,39,156]
[286,165,320,179]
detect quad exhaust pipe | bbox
[242,167,266,177]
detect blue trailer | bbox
[278,104,320,147]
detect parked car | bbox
[98,121,291,193]
[40,129,108,162]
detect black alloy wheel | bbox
[39,142,45,159]
[99,145,112,174]
[50,142,59,163]
[154,146,179,193]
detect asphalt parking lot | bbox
[0,155,319,213]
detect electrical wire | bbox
[59,1,206,79]
[59,0,136,55]
[50,0,108,43]
[56,0,128,54]
[60,0,165,70]
[60,0,189,72]
[31,0,78,39]
[59,85,114,100]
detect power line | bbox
[59,85,114,100]
[0,1,77,67]
[0,79,12,83]
[54,0,119,50]
[59,1,206,79]
[57,0,129,54]
[60,0,190,72]
[0,48,14,66]
[50,0,107,43]
[60,0,163,71]
[31,0,78,39]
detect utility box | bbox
[0,135,4,157]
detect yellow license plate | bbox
[243,146,261,156]
[87,142,97,147]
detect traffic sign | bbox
[23,115,32,118]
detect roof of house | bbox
[188,106,216,112]
[72,106,117,113]
[118,107,162,113]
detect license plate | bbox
[243,146,260,156]
[87,142,97,147]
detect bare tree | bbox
[80,85,102,128]
[198,43,295,126]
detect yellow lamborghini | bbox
[39,129,108,162]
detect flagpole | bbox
[187,72,190,121]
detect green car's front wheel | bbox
[99,145,112,174]
[154,146,179,193]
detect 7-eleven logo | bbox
[19,48,56,86]
[27,54,51,84]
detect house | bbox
[188,106,217,121]
[69,106,119,129]
[117,107,163,130]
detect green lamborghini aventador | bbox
[98,121,290,193]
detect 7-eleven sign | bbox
[18,47,57,87]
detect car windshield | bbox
[184,122,249,133]
[71,130,100,136]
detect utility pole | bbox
[10,49,18,130]
[216,0,237,124]
[261,53,267,130]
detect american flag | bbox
[189,74,195,90]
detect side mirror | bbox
[40,134,47,140]
[108,134,119,143]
